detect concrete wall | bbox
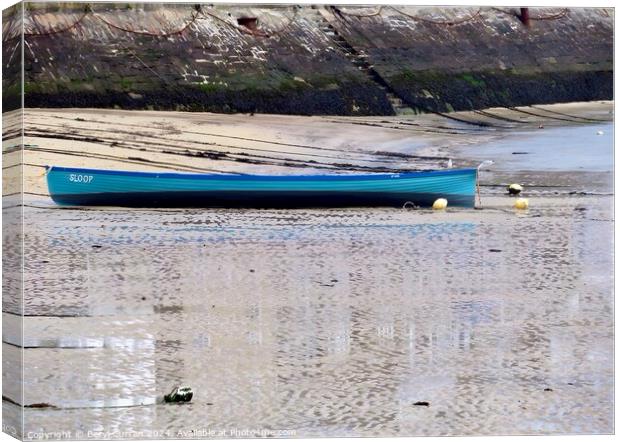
[2,3,613,115]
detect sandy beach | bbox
[2,101,614,437]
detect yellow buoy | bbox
[432,198,448,210]
[507,183,523,195]
[514,198,529,210]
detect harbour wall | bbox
[2,3,614,115]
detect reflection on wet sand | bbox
[7,197,613,437]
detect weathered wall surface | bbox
[2,3,614,115]
[328,6,613,112]
[2,5,23,111]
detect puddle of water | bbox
[460,123,613,172]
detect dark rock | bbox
[25,402,56,409]
[164,386,193,403]
[413,401,430,406]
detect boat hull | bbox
[46,166,477,208]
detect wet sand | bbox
[2,102,614,437]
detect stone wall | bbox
[2,3,614,115]
[326,6,613,112]
[2,5,22,111]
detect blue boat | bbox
[46,166,478,208]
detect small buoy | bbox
[432,198,448,210]
[596,130,604,135]
[507,183,523,195]
[514,198,529,210]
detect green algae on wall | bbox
[388,69,613,113]
[25,78,394,116]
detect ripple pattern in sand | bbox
[5,199,614,437]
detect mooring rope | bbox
[506,106,607,124]
[199,7,297,38]
[92,9,199,37]
[389,7,482,26]
[336,6,384,18]
[529,8,570,21]
[3,7,90,40]
[491,7,569,22]
[3,5,575,42]
[199,8,248,33]
[473,109,528,124]
[529,105,612,122]
[263,7,299,36]
[25,8,90,37]
[5,5,200,40]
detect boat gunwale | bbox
[46,166,477,181]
